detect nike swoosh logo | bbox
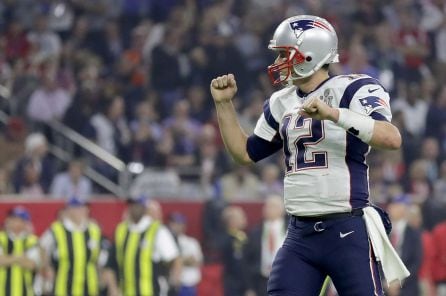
[340,231,355,238]
[368,88,379,93]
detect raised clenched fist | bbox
[210,74,238,103]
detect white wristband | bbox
[336,108,375,143]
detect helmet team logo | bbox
[289,19,331,32]
[360,96,388,114]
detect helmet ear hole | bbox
[305,56,312,62]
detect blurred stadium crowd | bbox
[0,0,446,295]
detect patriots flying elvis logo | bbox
[289,19,331,32]
[360,96,388,114]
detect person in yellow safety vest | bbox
[40,197,106,296]
[104,196,182,296]
[0,206,40,296]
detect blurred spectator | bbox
[221,206,248,296]
[46,1,75,35]
[408,205,437,296]
[12,133,55,193]
[380,149,405,183]
[388,195,423,296]
[0,206,40,296]
[99,21,124,66]
[168,212,203,296]
[195,124,230,192]
[393,81,428,138]
[50,159,92,200]
[88,96,131,160]
[342,41,380,79]
[151,27,186,111]
[19,161,44,197]
[220,166,261,200]
[118,25,148,89]
[432,220,446,295]
[0,166,12,194]
[425,85,446,151]
[258,164,283,198]
[147,199,164,221]
[26,14,62,63]
[407,159,431,206]
[69,0,109,32]
[395,8,430,82]
[244,195,286,296]
[63,16,91,54]
[238,90,265,134]
[26,69,72,124]
[204,25,249,95]
[186,85,212,123]
[202,195,228,262]
[420,137,441,183]
[63,63,102,135]
[352,0,385,34]
[163,100,202,168]
[129,100,162,166]
[4,19,31,62]
[392,110,419,167]
[433,160,446,205]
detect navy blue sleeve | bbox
[246,134,283,162]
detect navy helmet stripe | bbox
[263,100,280,131]
[339,78,384,108]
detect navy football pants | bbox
[267,215,383,296]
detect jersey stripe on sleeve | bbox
[370,112,388,121]
[339,78,385,108]
[263,99,279,131]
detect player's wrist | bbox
[335,108,375,143]
[214,98,233,106]
[328,108,339,122]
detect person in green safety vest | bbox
[40,197,107,296]
[105,196,182,296]
[0,206,40,296]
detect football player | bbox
[210,15,408,295]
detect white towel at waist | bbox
[363,206,410,286]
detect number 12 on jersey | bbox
[280,114,328,173]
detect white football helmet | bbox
[267,15,339,85]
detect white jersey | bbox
[253,74,392,216]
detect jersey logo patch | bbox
[360,96,388,114]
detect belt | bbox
[292,208,364,222]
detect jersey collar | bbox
[296,75,335,98]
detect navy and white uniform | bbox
[247,74,391,295]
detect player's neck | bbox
[294,70,330,94]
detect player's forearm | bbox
[215,101,253,165]
[369,121,402,150]
[330,108,401,150]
